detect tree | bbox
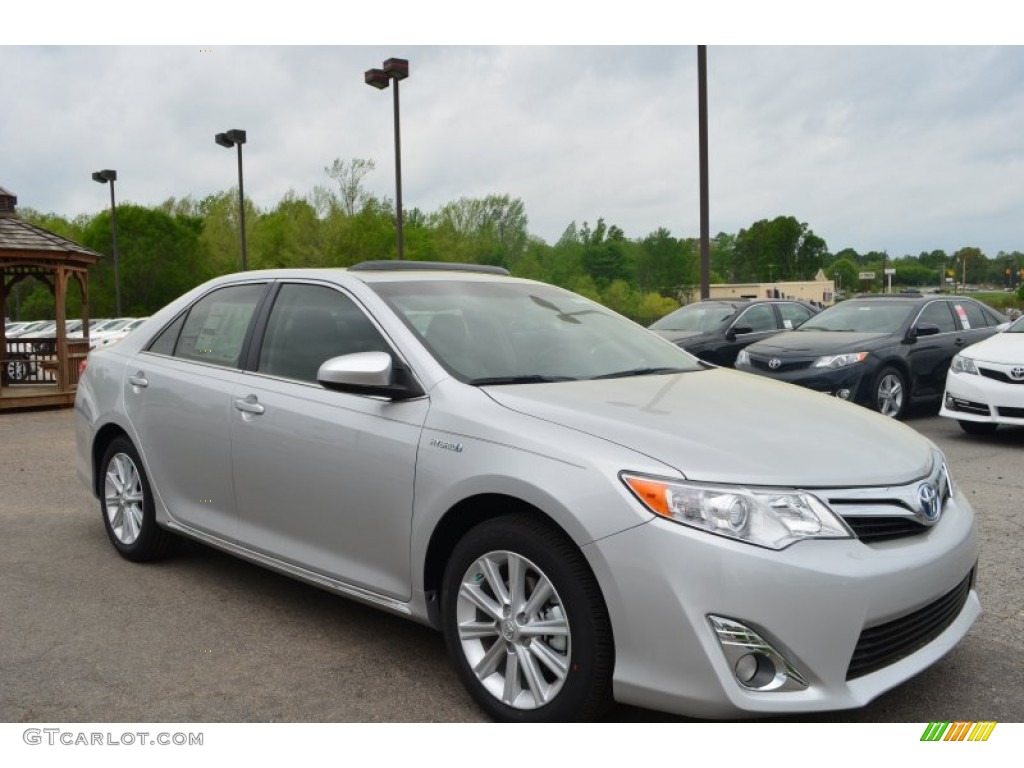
[82,204,212,316]
[637,228,697,297]
[325,158,376,216]
[731,216,828,282]
[826,258,859,293]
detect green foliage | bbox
[11,165,1024,327]
[730,216,828,282]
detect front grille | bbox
[750,357,813,373]
[846,569,973,680]
[996,406,1024,418]
[843,516,928,543]
[979,368,1024,385]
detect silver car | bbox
[75,262,980,721]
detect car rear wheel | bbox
[873,366,907,419]
[100,437,173,562]
[958,420,998,435]
[441,514,613,721]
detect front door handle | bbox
[234,395,265,416]
[128,372,149,389]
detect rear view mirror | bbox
[318,351,422,400]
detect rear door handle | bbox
[128,372,149,388]
[234,395,265,416]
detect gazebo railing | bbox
[2,337,91,388]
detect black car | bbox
[649,298,820,367]
[735,293,1007,418]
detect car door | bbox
[722,303,781,366]
[229,281,429,601]
[906,300,959,397]
[124,281,269,541]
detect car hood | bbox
[749,330,891,356]
[962,331,1022,364]
[484,369,933,487]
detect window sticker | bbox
[953,304,970,329]
[783,319,793,329]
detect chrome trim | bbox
[162,520,412,615]
[809,452,950,527]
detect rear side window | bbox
[172,284,266,367]
[778,303,813,329]
[952,301,988,330]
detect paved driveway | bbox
[1,407,1021,722]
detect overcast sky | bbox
[3,8,1022,259]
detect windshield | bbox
[372,279,702,383]
[1007,315,1024,333]
[798,301,915,334]
[649,303,736,333]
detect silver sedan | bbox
[75,262,979,721]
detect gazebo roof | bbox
[0,186,101,266]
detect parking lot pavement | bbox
[1,407,1021,722]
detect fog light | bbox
[945,393,955,409]
[835,389,851,400]
[709,615,808,692]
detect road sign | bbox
[859,271,876,280]
[884,268,896,275]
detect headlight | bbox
[736,349,750,366]
[813,351,868,369]
[622,473,851,550]
[950,354,978,375]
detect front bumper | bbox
[940,368,1024,426]
[738,361,876,405]
[584,486,979,719]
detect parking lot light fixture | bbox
[364,57,409,260]
[91,169,122,316]
[215,129,248,271]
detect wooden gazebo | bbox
[1,186,101,410]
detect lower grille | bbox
[846,569,973,680]
[996,406,1024,418]
[843,516,928,543]
[946,396,990,416]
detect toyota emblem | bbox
[768,358,782,370]
[917,482,940,523]
[1010,366,1024,380]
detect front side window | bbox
[172,283,266,367]
[734,304,778,333]
[917,301,957,333]
[257,283,389,383]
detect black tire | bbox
[441,514,613,722]
[99,437,173,562]
[6,355,31,383]
[873,366,907,419]
[958,420,998,435]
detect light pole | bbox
[365,57,409,260]
[215,129,248,271]
[91,169,122,316]
[697,46,710,299]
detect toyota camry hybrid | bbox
[75,262,980,722]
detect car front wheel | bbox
[100,437,173,562]
[441,514,613,721]
[873,366,907,419]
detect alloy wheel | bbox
[104,452,145,545]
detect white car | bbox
[940,314,1024,433]
[90,317,148,349]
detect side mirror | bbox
[909,323,941,340]
[727,325,753,341]
[317,351,423,400]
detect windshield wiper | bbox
[590,367,689,380]
[469,375,578,386]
